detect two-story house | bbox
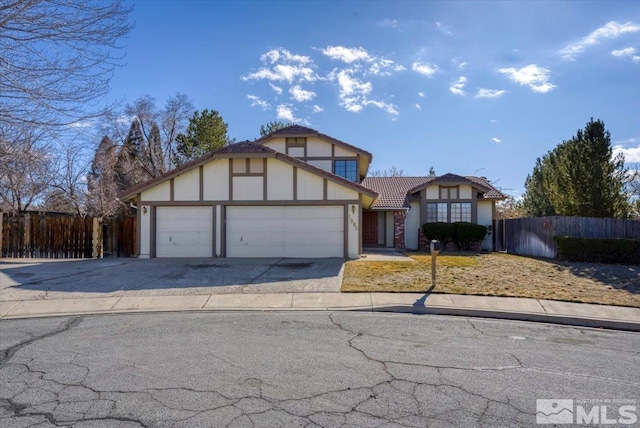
[121,125,505,258]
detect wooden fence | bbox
[1,212,137,259]
[494,216,640,258]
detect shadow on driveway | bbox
[0,257,344,298]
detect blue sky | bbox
[108,1,640,197]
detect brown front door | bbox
[362,211,378,245]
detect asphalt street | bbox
[1,312,638,427]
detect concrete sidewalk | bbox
[1,292,639,331]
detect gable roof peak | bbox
[268,124,319,136]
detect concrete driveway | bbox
[0,257,344,302]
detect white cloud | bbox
[247,95,270,110]
[498,64,556,93]
[492,137,502,143]
[412,62,438,77]
[415,104,421,110]
[611,47,640,63]
[378,18,398,28]
[269,83,283,95]
[612,47,636,57]
[312,105,324,113]
[435,21,452,35]
[68,120,94,128]
[260,48,311,65]
[449,76,467,96]
[322,46,372,63]
[476,88,507,99]
[559,21,640,60]
[327,68,398,116]
[614,143,640,163]
[289,85,316,102]
[418,91,425,97]
[452,58,467,70]
[489,119,498,123]
[369,59,406,76]
[243,48,317,83]
[276,104,303,123]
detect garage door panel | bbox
[156,207,213,257]
[226,206,344,258]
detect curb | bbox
[2,304,639,332]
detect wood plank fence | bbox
[494,216,640,259]
[1,212,137,259]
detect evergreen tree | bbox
[147,123,164,177]
[115,120,148,190]
[522,118,630,218]
[175,109,229,164]
[86,136,120,217]
[259,121,292,137]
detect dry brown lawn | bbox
[341,252,640,307]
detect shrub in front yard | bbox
[422,222,455,244]
[453,222,488,251]
[553,236,640,265]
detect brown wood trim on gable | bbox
[293,167,298,201]
[137,199,361,207]
[150,205,156,258]
[199,166,204,201]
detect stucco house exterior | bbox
[121,125,505,258]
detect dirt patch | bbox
[342,252,640,307]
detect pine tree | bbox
[523,118,630,218]
[175,109,229,164]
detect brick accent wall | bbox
[393,211,406,249]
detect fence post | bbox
[0,211,3,256]
[92,217,103,259]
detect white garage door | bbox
[226,206,344,258]
[156,207,213,257]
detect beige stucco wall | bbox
[203,159,229,200]
[307,159,332,173]
[347,204,359,258]
[296,169,324,200]
[334,145,356,157]
[385,211,394,247]
[141,181,170,201]
[406,201,421,250]
[174,169,199,201]
[306,138,332,156]
[139,205,151,258]
[327,181,358,200]
[426,185,439,199]
[263,139,285,153]
[233,176,263,200]
[266,159,293,200]
[459,184,472,199]
[477,200,494,251]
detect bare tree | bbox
[161,93,194,168]
[44,140,90,215]
[0,0,133,128]
[0,125,52,211]
[368,166,405,177]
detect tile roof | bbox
[361,177,435,209]
[361,175,505,209]
[256,125,373,159]
[120,141,377,201]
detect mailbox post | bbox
[430,240,442,287]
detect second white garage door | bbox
[226,206,344,258]
[156,206,213,257]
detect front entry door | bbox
[362,211,378,245]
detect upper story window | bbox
[440,186,458,199]
[334,160,357,182]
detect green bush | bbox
[422,222,455,244]
[553,236,640,265]
[453,222,488,251]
